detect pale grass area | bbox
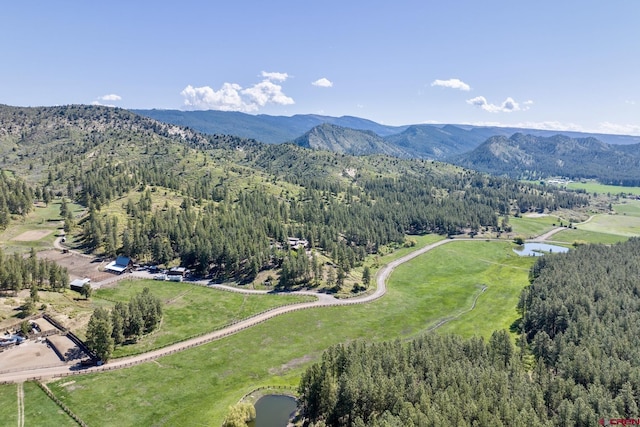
[11,230,52,241]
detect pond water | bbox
[513,242,569,257]
[249,394,297,427]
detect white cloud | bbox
[312,77,333,88]
[597,121,640,136]
[99,94,122,101]
[261,71,289,82]
[466,96,532,113]
[181,71,294,112]
[431,78,471,91]
[242,80,294,107]
[181,83,247,111]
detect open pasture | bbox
[567,181,640,196]
[572,200,640,237]
[509,214,562,238]
[0,382,77,427]
[45,239,536,426]
[95,279,316,358]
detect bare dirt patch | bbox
[0,340,66,371]
[12,230,52,241]
[47,334,87,361]
[523,213,549,218]
[36,250,113,282]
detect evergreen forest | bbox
[0,105,588,286]
[298,238,640,426]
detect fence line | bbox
[37,381,88,427]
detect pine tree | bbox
[85,307,114,362]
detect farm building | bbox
[167,267,187,282]
[105,256,133,274]
[70,278,91,292]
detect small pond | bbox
[249,394,297,427]
[513,243,569,257]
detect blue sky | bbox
[1,1,639,134]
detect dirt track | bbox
[0,230,563,383]
[0,238,456,383]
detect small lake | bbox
[249,394,297,427]
[513,243,569,257]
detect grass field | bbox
[0,382,77,427]
[23,382,78,427]
[0,199,83,253]
[567,181,640,196]
[0,384,18,425]
[552,228,629,245]
[43,239,538,426]
[94,280,316,358]
[509,214,562,238]
[571,200,640,237]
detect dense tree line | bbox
[298,332,550,426]
[521,237,640,423]
[0,248,68,293]
[0,170,33,229]
[299,239,640,426]
[86,287,162,361]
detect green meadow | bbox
[571,200,640,238]
[509,214,562,238]
[0,199,83,253]
[94,279,316,358]
[43,239,538,426]
[0,383,77,427]
[0,384,17,425]
[567,181,640,196]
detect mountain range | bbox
[134,109,640,185]
[453,133,640,185]
[3,104,640,186]
[135,108,640,149]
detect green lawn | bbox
[544,200,640,244]
[23,382,78,427]
[574,203,640,237]
[509,214,563,238]
[0,382,77,427]
[552,228,629,245]
[46,239,537,426]
[0,384,17,425]
[94,279,316,358]
[567,181,640,196]
[396,241,535,337]
[613,200,640,216]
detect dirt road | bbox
[0,230,565,383]
[0,238,456,383]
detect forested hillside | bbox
[0,105,589,284]
[452,133,640,185]
[298,238,640,426]
[293,124,410,157]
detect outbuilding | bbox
[104,256,133,274]
[70,278,91,292]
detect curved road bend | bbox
[0,239,458,383]
[3,229,567,383]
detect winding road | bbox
[0,230,561,384]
